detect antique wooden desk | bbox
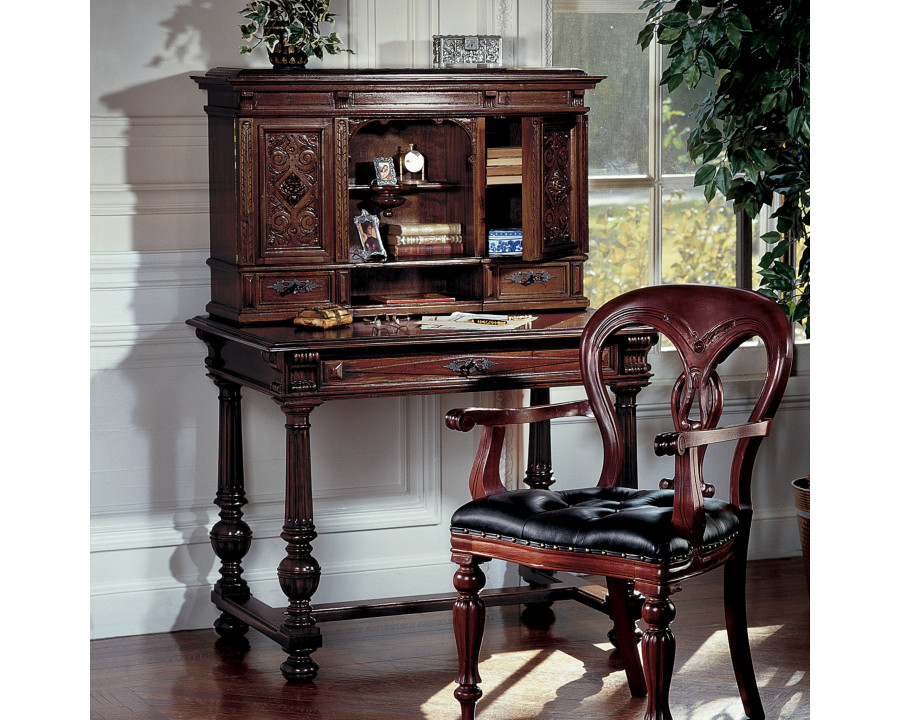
[188,311,656,681]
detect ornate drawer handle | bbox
[267,279,324,296]
[507,270,555,286]
[444,358,497,377]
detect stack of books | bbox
[384,222,464,259]
[488,228,523,256]
[486,147,522,185]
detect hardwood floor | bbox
[91,558,809,720]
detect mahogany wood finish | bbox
[446,284,794,720]
[187,312,657,682]
[191,68,604,324]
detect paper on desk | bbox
[418,312,536,330]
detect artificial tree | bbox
[638,0,810,336]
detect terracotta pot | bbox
[265,23,310,68]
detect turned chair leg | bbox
[452,555,487,720]
[607,577,647,697]
[641,595,676,720]
[724,539,765,719]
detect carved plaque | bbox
[263,131,322,253]
[541,128,572,249]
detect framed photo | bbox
[352,210,387,262]
[373,157,397,186]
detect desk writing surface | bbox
[187,311,655,403]
[187,310,595,351]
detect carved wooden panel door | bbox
[521,116,586,262]
[255,119,336,264]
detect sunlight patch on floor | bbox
[420,648,593,720]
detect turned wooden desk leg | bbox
[612,383,641,490]
[610,382,647,647]
[520,388,557,622]
[523,388,554,491]
[278,403,324,683]
[210,378,252,639]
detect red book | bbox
[370,293,456,304]
[390,243,464,258]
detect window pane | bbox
[661,73,719,175]
[553,12,649,176]
[661,188,736,286]
[585,189,650,306]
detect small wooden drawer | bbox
[256,271,337,308]
[319,349,581,396]
[488,263,570,301]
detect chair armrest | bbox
[445,399,593,432]
[652,420,772,546]
[653,420,771,457]
[445,400,593,500]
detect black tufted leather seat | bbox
[451,486,740,565]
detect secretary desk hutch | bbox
[188,67,657,682]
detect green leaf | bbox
[773,260,796,280]
[683,26,703,52]
[659,26,684,44]
[715,166,733,195]
[660,11,690,28]
[729,11,752,32]
[775,214,795,234]
[637,24,655,48]
[765,36,780,57]
[701,142,723,163]
[704,180,717,202]
[694,164,716,186]
[786,107,805,138]
[239,45,253,54]
[760,231,782,244]
[263,33,279,52]
[760,93,777,114]
[707,18,725,44]
[666,72,684,92]
[684,64,701,88]
[726,24,742,47]
[697,49,716,76]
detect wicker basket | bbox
[792,476,810,586]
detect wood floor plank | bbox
[91,558,809,719]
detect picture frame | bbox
[373,157,398,186]
[352,210,387,262]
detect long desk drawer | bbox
[318,347,609,396]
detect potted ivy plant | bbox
[638,0,810,338]
[239,0,352,67]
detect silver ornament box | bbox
[432,35,502,68]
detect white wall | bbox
[89,0,809,640]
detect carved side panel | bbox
[540,125,574,251]
[239,120,255,264]
[334,118,350,262]
[263,130,323,254]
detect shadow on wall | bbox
[92,1,255,636]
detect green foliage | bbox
[239,0,352,59]
[638,0,810,337]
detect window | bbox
[552,1,764,307]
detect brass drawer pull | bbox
[444,358,497,377]
[507,270,555,286]
[267,279,324,296]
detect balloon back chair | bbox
[445,284,793,720]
